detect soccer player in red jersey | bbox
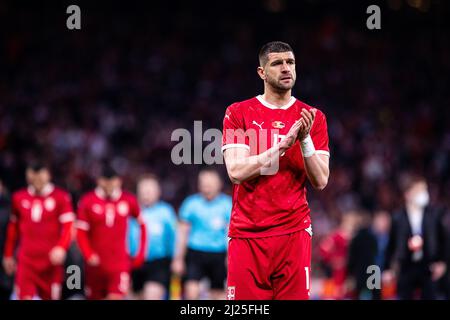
[76,166,147,300]
[2,162,75,300]
[222,41,330,300]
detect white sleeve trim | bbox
[76,220,90,231]
[59,212,75,223]
[221,144,250,152]
[315,150,330,157]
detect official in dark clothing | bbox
[0,180,13,300]
[347,210,378,300]
[384,175,447,300]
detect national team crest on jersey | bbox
[272,121,285,129]
[44,197,56,211]
[117,201,129,216]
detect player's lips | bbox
[280,76,292,80]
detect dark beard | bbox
[266,76,295,92]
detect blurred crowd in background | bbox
[0,0,450,299]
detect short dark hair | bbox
[27,161,49,172]
[99,164,119,179]
[399,173,426,193]
[259,41,294,66]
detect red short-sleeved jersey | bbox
[222,95,330,238]
[11,184,75,269]
[76,188,141,272]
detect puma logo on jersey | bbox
[252,120,264,130]
[225,114,230,120]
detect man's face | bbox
[198,172,222,201]
[26,169,51,192]
[259,51,296,91]
[405,181,429,207]
[138,179,160,207]
[97,176,122,197]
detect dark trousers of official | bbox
[397,262,437,300]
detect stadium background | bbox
[0,0,449,299]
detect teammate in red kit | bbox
[76,166,147,300]
[2,162,75,300]
[222,41,330,300]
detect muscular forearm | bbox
[303,153,329,190]
[225,144,287,184]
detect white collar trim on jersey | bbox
[27,183,55,197]
[95,187,122,201]
[256,95,296,110]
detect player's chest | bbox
[18,196,59,223]
[87,200,130,228]
[242,108,303,158]
[243,109,299,145]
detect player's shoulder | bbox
[158,200,175,211]
[182,193,201,205]
[226,96,259,112]
[12,188,28,201]
[121,190,138,201]
[79,190,96,203]
[52,186,71,197]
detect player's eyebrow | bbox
[270,58,295,66]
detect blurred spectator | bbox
[0,180,13,300]
[172,169,231,300]
[383,174,448,299]
[371,210,393,299]
[347,209,378,300]
[128,174,177,300]
[318,210,359,299]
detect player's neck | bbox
[262,88,292,108]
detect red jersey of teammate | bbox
[76,188,145,272]
[318,230,350,299]
[4,184,75,270]
[222,95,329,238]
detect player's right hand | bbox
[279,119,303,151]
[87,253,100,266]
[171,257,185,276]
[2,257,16,276]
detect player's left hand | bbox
[49,246,67,266]
[297,108,316,141]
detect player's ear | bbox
[257,66,266,80]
